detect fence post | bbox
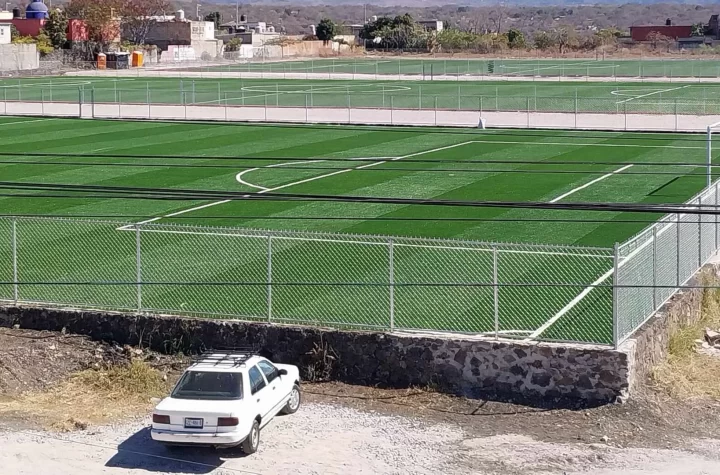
[716,181,719,250]
[390,96,394,125]
[493,246,499,340]
[652,225,657,310]
[707,126,713,189]
[12,218,18,304]
[267,236,273,322]
[135,224,142,313]
[526,97,530,128]
[91,88,95,119]
[698,196,703,267]
[676,213,681,287]
[388,238,395,332]
[613,242,620,349]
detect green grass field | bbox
[0,116,712,344]
[3,76,720,115]
[189,57,720,79]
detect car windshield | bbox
[171,371,243,400]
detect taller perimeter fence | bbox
[32,57,720,81]
[3,83,720,132]
[1,178,719,348]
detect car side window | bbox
[248,366,266,395]
[257,360,279,383]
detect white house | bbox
[0,23,10,44]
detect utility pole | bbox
[364,3,367,23]
[235,0,239,24]
[196,3,201,21]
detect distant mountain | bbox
[177,2,718,36]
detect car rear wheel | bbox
[282,384,301,415]
[241,420,260,454]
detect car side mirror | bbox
[278,368,288,376]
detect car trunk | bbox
[156,398,241,433]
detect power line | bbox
[0,182,715,215]
[0,158,716,176]
[0,214,673,224]
[0,151,714,168]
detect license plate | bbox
[184,418,204,429]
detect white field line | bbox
[549,164,634,203]
[239,60,393,72]
[235,157,396,190]
[121,137,704,231]
[500,61,597,76]
[0,118,52,126]
[236,159,326,191]
[194,83,411,105]
[117,142,477,231]
[614,85,690,104]
[525,214,681,342]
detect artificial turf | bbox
[3,76,720,115]
[0,116,711,344]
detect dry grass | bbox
[0,359,173,431]
[653,273,720,400]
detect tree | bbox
[224,37,242,52]
[315,18,337,43]
[533,30,555,50]
[10,25,20,41]
[204,12,221,30]
[646,31,674,52]
[66,0,122,55]
[35,30,54,55]
[691,23,705,37]
[507,28,525,49]
[45,9,68,49]
[552,26,577,54]
[119,0,169,45]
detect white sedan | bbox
[151,352,301,454]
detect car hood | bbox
[155,397,243,416]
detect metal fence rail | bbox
[0,217,615,345]
[5,82,720,116]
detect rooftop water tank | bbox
[12,7,21,19]
[175,9,185,21]
[240,14,246,22]
[26,0,48,19]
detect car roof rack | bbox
[193,346,258,367]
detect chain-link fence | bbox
[4,81,720,117]
[615,181,720,346]
[14,57,720,80]
[0,217,615,345]
[2,198,718,346]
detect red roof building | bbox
[630,25,693,42]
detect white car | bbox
[150,351,301,454]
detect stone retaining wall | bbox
[0,305,630,407]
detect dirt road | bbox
[2,402,720,475]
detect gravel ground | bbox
[2,402,720,475]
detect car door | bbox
[248,365,272,423]
[257,360,286,416]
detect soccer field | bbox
[0,116,712,344]
[4,76,720,115]
[189,57,720,79]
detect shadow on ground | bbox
[105,427,249,474]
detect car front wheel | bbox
[241,420,260,454]
[282,384,301,415]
